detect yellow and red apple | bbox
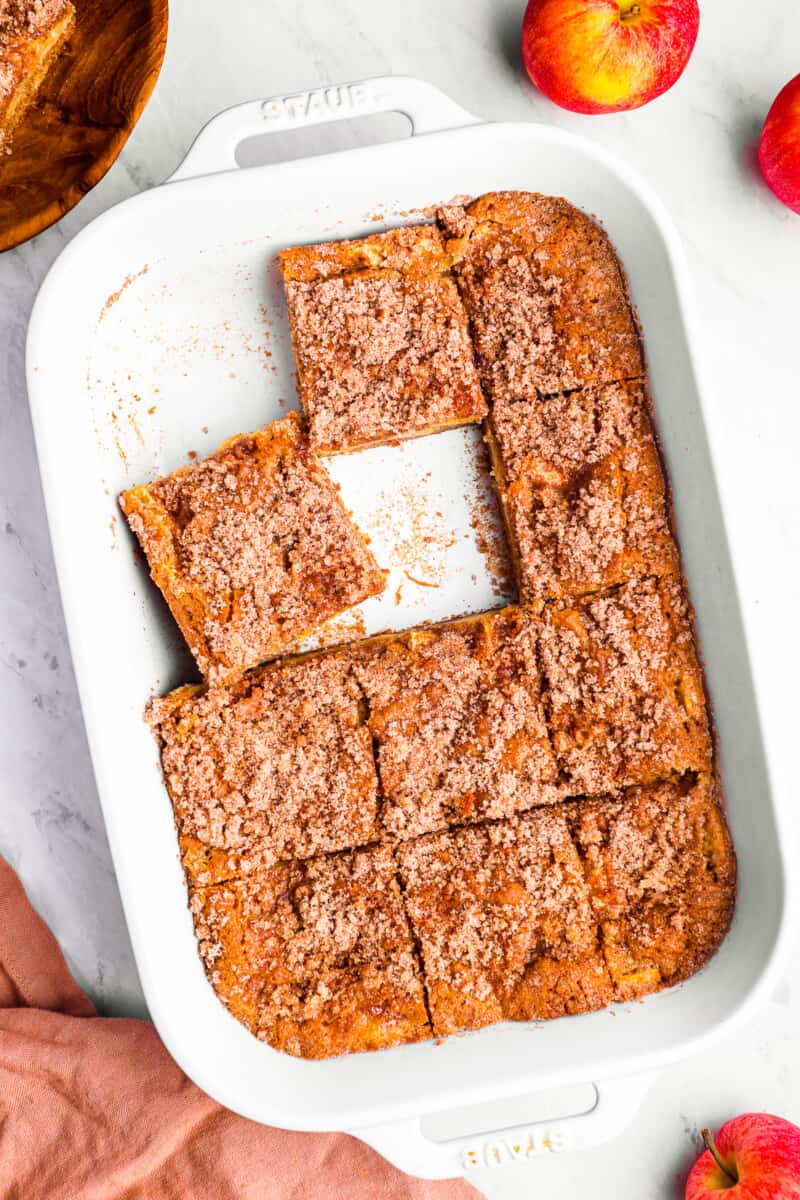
[521,0,700,115]
[759,74,800,215]
[686,1114,800,1198]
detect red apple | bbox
[758,75,800,215]
[686,1114,800,1198]
[521,0,700,115]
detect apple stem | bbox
[701,1128,738,1186]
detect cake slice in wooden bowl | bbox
[0,0,75,156]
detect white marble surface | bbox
[2,0,800,1195]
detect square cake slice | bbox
[119,414,385,683]
[568,775,735,1000]
[439,191,642,400]
[147,650,381,885]
[487,380,679,601]
[353,607,560,840]
[0,0,75,154]
[280,223,486,453]
[190,846,431,1058]
[396,810,612,1036]
[538,576,711,795]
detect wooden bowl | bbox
[0,0,168,253]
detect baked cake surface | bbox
[487,380,679,601]
[568,775,735,1000]
[133,189,735,1059]
[190,845,431,1058]
[353,608,560,840]
[396,809,613,1035]
[439,191,642,400]
[280,224,486,453]
[0,0,75,155]
[538,576,711,795]
[147,651,381,885]
[119,414,385,683]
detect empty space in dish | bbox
[91,241,513,691]
[27,117,787,1133]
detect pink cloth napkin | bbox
[0,856,482,1199]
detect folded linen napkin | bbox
[0,856,481,1200]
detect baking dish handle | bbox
[167,75,480,183]
[350,1072,657,1180]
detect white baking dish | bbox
[26,77,792,1180]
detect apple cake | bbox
[486,379,679,601]
[538,575,712,795]
[396,809,613,1036]
[353,607,560,840]
[147,650,381,886]
[130,188,735,1060]
[190,845,431,1058]
[120,413,384,684]
[439,190,642,400]
[0,0,75,155]
[280,223,486,453]
[568,774,735,1001]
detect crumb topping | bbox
[396,809,606,1029]
[284,268,485,451]
[354,610,560,839]
[121,415,384,681]
[492,380,642,481]
[147,652,381,873]
[190,845,429,1057]
[569,776,735,990]
[0,0,68,43]
[136,188,730,1058]
[491,381,678,599]
[538,577,711,794]
[439,191,642,399]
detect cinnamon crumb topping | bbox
[147,651,381,878]
[354,609,560,839]
[490,381,678,600]
[569,776,735,996]
[133,188,732,1059]
[120,415,384,682]
[281,225,486,453]
[190,845,430,1058]
[396,810,612,1034]
[439,191,642,399]
[538,576,711,794]
[0,0,68,43]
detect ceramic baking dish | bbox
[26,77,792,1180]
